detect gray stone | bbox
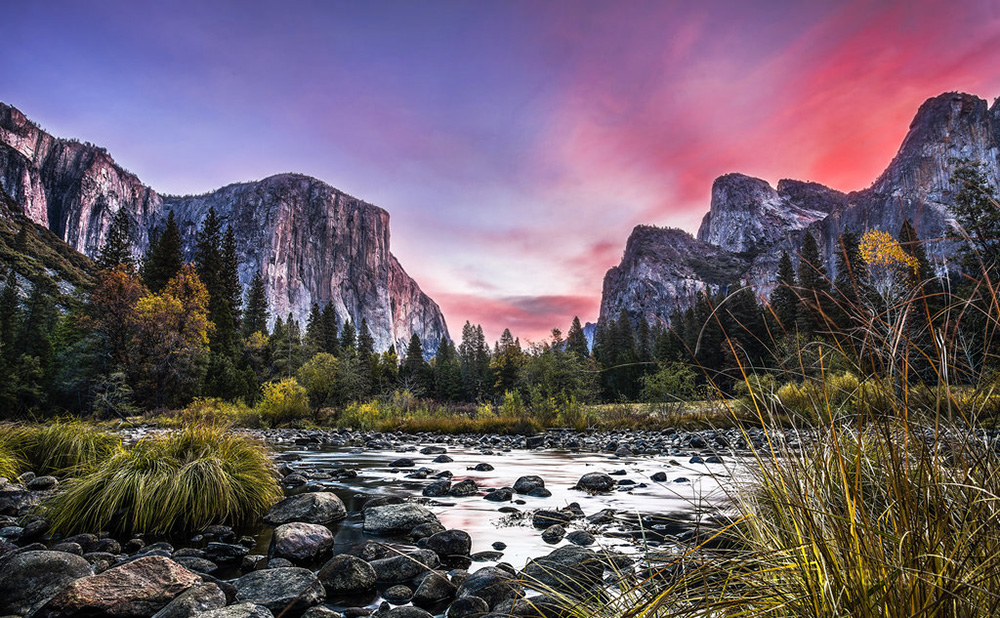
[448,479,478,497]
[273,522,334,562]
[317,554,376,594]
[512,476,544,495]
[192,603,274,618]
[232,568,325,614]
[383,585,412,603]
[363,503,441,535]
[264,492,347,526]
[151,583,227,618]
[0,550,94,616]
[541,524,565,544]
[574,473,615,492]
[521,546,605,599]
[411,570,456,607]
[446,596,489,618]
[425,529,472,561]
[455,566,522,608]
[370,549,439,583]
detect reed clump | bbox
[43,424,281,536]
[0,420,121,476]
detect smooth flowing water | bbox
[278,442,740,573]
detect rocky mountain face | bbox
[602,92,1000,327]
[0,103,448,352]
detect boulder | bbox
[541,524,565,544]
[411,571,457,607]
[232,568,325,614]
[273,522,334,562]
[531,510,571,529]
[448,479,478,497]
[483,489,512,502]
[192,603,274,618]
[151,583,227,618]
[521,546,605,598]
[574,473,615,493]
[455,566,522,608]
[425,529,472,562]
[445,596,489,618]
[384,608,434,618]
[317,554,376,595]
[369,549,439,583]
[0,550,93,616]
[421,480,451,497]
[363,503,441,535]
[33,556,202,618]
[264,493,347,526]
[512,476,545,495]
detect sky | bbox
[3,0,1000,344]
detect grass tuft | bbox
[0,421,121,476]
[43,424,281,535]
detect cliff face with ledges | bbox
[0,102,448,352]
[602,92,1000,328]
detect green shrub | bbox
[338,401,382,431]
[0,421,121,476]
[255,378,311,426]
[0,444,21,480]
[44,424,281,535]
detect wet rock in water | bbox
[411,521,446,541]
[433,454,453,463]
[50,542,83,556]
[370,549,440,583]
[470,551,503,562]
[449,479,479,497]
[232,567,325,614]
[318,554,377,595]
[425,529,472,561]
[412,570,457,607]
[527,487,552,498]
[689,435,708,449]
[541,524,566,544]
[705,455,724,464]
[151,583,227,618]
[204,542,249,563]
[264,492,347,526]
[566,530,595,547]
[455,566,523,608]
[445,596,489,618]
[191,603,274,618]
[273,522,334,562]
[422,480,451,497]
[483,488,512,502]
[301,607,344,618]
[345,540,391,562]
[521,546,605,599]
[364,503,441,535]
[512,475,544,495]
[383,584,413,603]
[242,555,267,572]
[574,473,615,493]
[491,542,506,551]
[674,477,690,484]
[390,458,415,468]
[265,557,294,569]
[0,550,94,616]
[472,463,493,471]
[172,556,219,575]
[614,446,633,457]
[0,484,44,516]
[282,473,308,488]
[27,475,58,490]
[689,456,704,464]
[384,607,434,618]
[33,556,203,618]
[420,446,447,455]
[532,510,571,529]
[650,471,667,482]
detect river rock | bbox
[192,603,274,618]
[383,585,412,603]
[232,568,325,614]
[204,542,249,563]
[173,556,220,575]
[425,529,472,561]
[264,492,347,526]
[0,485,43,516]
[521,546,605,598]
[301,607,343,618]
[541,524,566,544]
[370,549,440,583]
[512,476,544,495]
[317,554,376,595]
[32,556,202,618]
[273,522,334,562]
[650,471,667,482]
[566,530,595,546]
[384,608,434,618]
[412,570,457,607]
[0,550,94,616]
[432,454,453,463]
[151,583,227,618]
[455,566,522,608]
[446,595,489,618]
[27,475,58,490]
[449,479,478,497]
[531,510,570,529]
[364,503,441,535]
[483,488,512,502]
[574,473,615,492]
[422,480,451,497]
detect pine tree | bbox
[433,338,462,400]
[142,211,183,293]
[401,333,430,394]
[221,226,242,325]
[770,251,798,331]
[796,233,831,338]
[96,208,136,271]
[242,271,269,337]
[339,319,356,357]
[305,303,324,355]
[951,159,1000,275]
[195,209,240,356]
[14,223,28,254]
[321,304,340,356]
[0,271,19,363]
[566,316,589,359]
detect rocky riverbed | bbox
[0,426,796,618]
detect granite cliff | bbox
[0,102,448,352]
[602,92,1000,327]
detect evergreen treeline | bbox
[1,162,997,418]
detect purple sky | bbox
[4,0,1000,344]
